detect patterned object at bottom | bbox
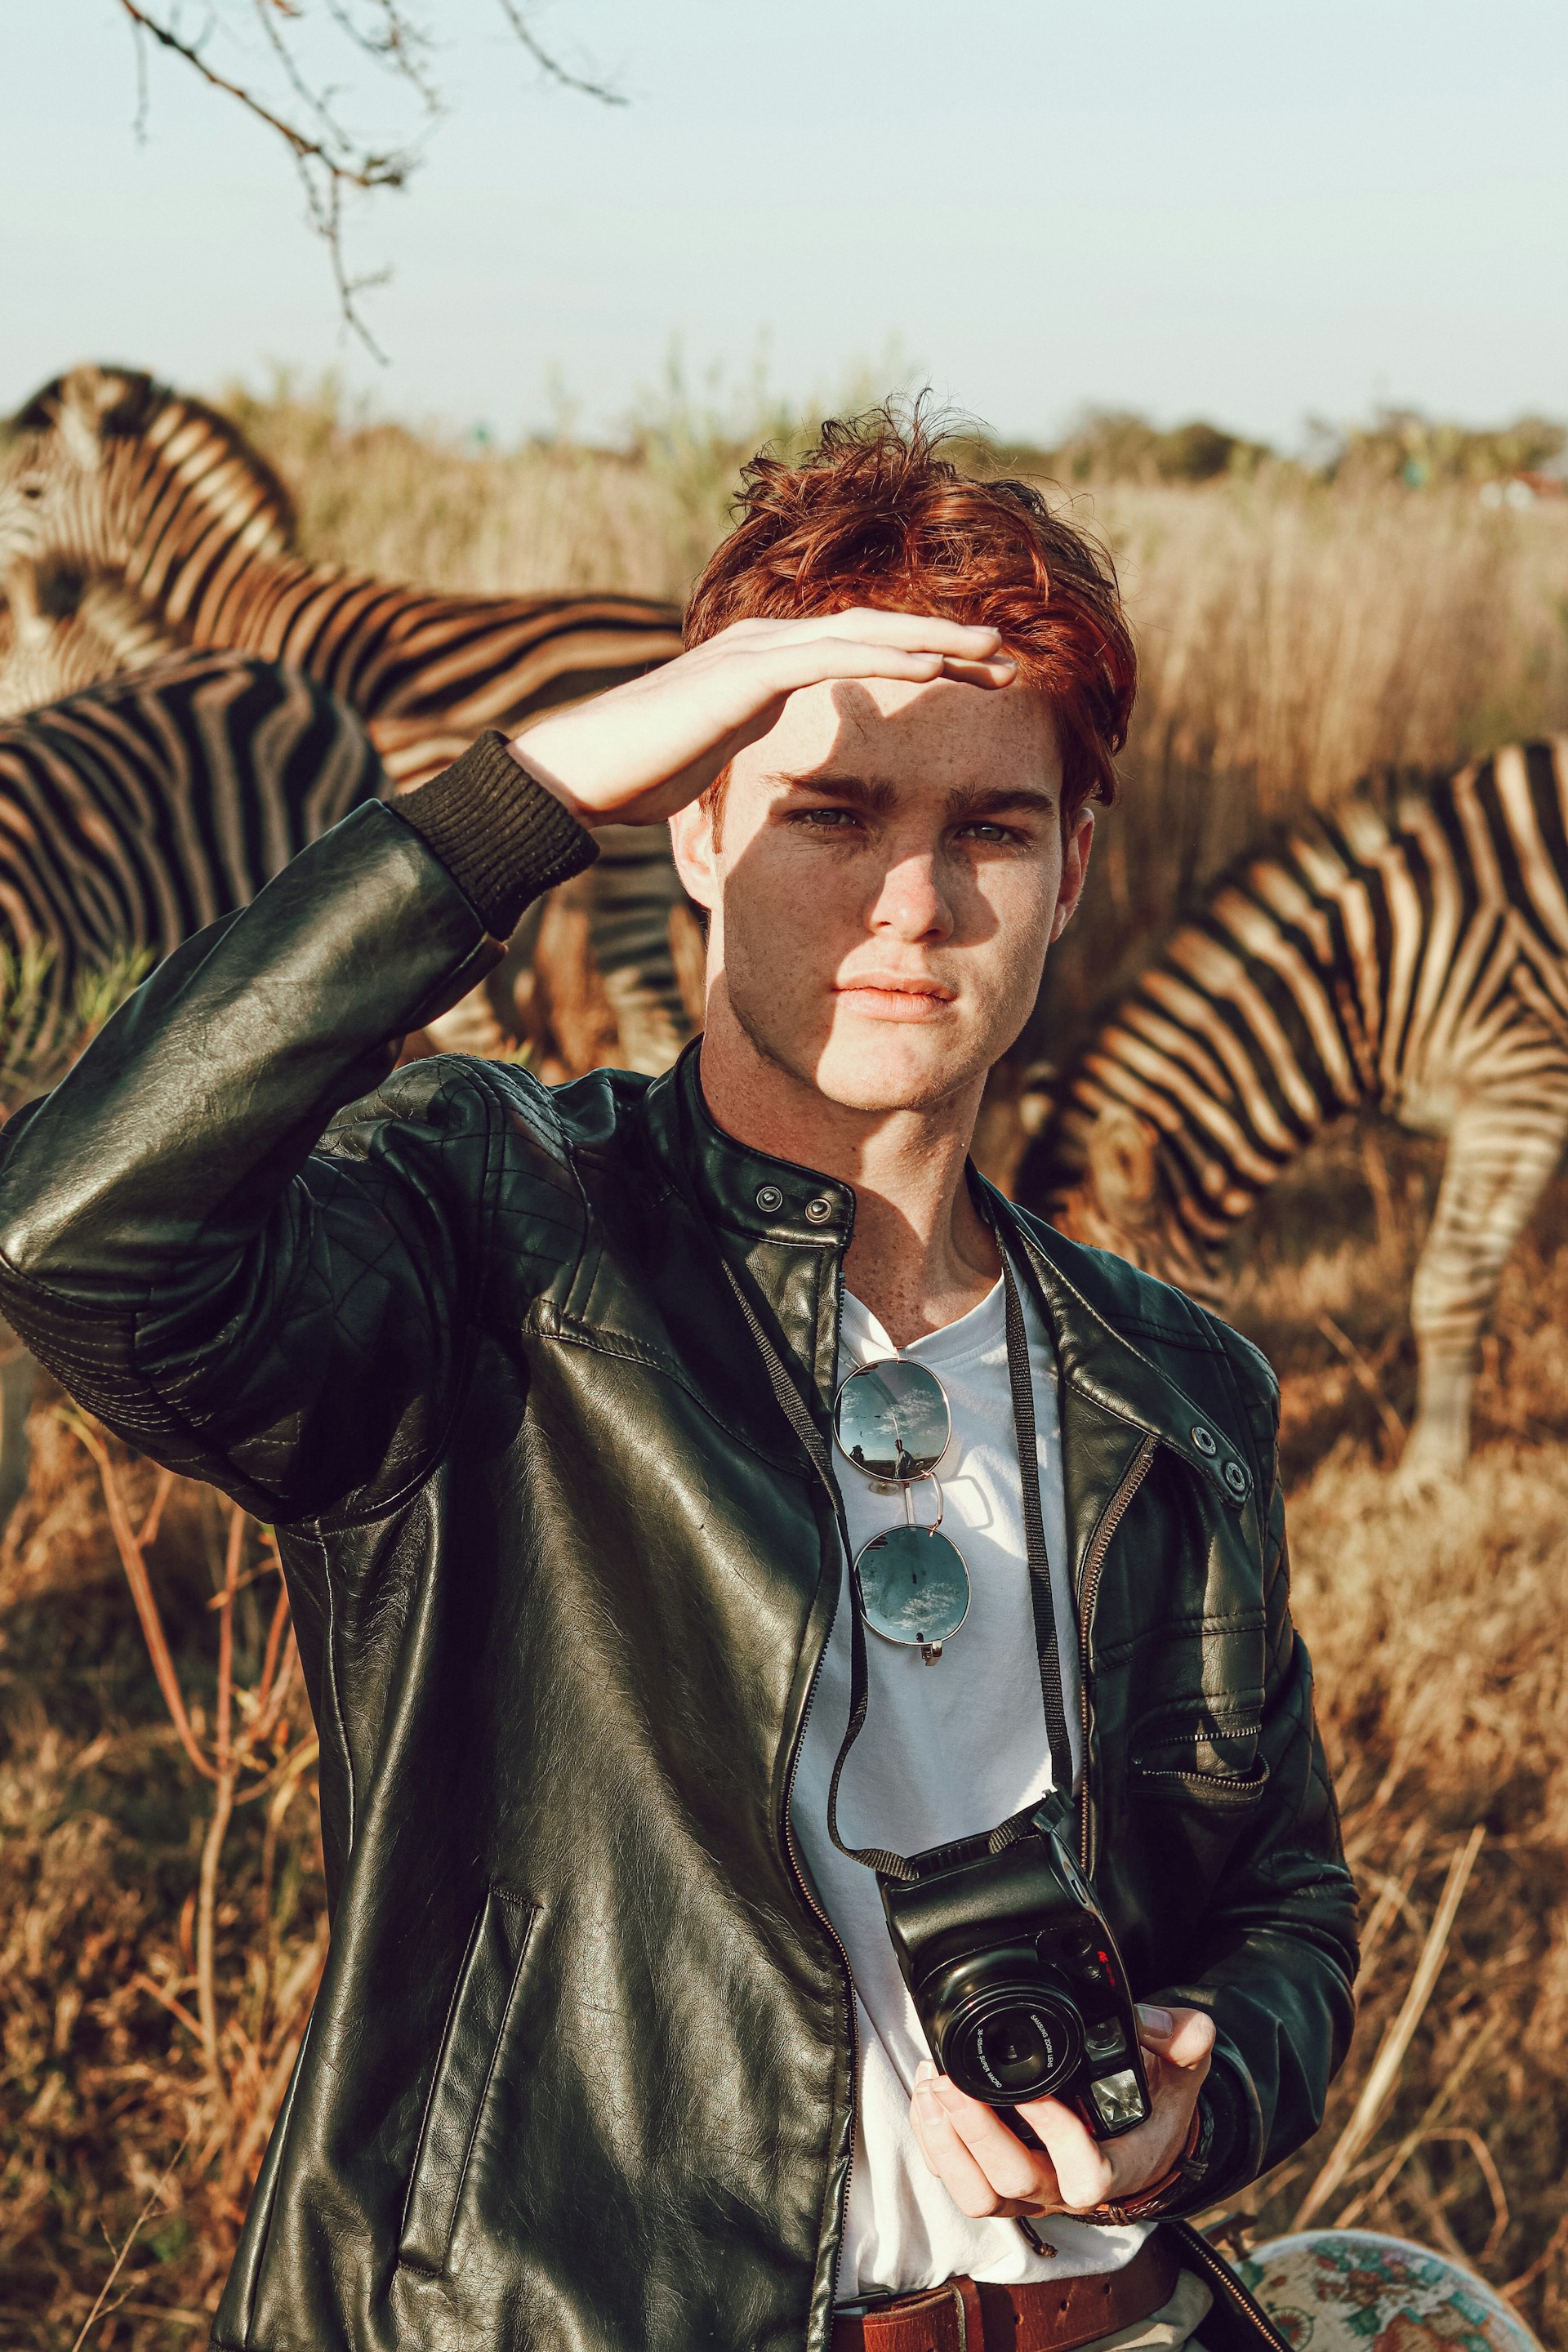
[1237,2230,1542,2352]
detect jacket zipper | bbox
[1167,2219,1294,2351]
[1076,1431,1158,1874]
[780,1260,858,2325]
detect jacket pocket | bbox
[398,1882,540,2274]
[1131,1755,1270,1809]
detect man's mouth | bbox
[833,973,957,1021]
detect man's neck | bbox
[697,1020,1000,1349]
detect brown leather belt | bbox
[830,2227,1182,2352]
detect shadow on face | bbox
[670,674,1089,1122]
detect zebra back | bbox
[0,366,686,788]
[0,651,385,1067]
[1017,741,1568,1266]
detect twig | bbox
[1503,2212,1568,2301]
[1314,1308,1407,1449]
[196,1506,246,2103]
[67,2128,191,2352]
[59,1410,215,1781]
[113,0,622,345]
[492,0,626,104]
[1333,2012,1501,2228]
[1294,1825,1485,2228]
[128,1972,205,2045]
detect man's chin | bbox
[803,1032,987,1116]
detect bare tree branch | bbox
[111,0,622,351]
[492,0,626,105]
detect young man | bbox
[0,416,1355,2352]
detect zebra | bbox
[1015,739,1568,1483]
[0,646,385,1071]
[0,555,185,720]
[0,646,388,1527]
[0,366,694,1073]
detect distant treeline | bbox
[968,407,1566,488]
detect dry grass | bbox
[1193,1129,1568,2339]
[0,1408,326,2350]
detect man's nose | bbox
[868,849,953,942]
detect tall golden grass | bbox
[4,389,1568,2345]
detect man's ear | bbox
[1050,807,1094,943]
[670,796,719,913]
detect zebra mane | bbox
[7,365,299,554]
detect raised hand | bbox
[506,608,1016,829]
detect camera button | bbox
[1084,2019,1128,2061]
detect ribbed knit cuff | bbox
[389,730,599,938]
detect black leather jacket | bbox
[0,746,1356,2352]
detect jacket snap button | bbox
[805,1197,833,1223]
[1223,1459,1249,1495]
[755,1184,784,1213]
[1191,1426,1218,1456]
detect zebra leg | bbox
[1401,1075,1568,1482]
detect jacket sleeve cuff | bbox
[388,730,599,938]
[1177,2054,1255,2210]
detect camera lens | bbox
[974,2008,1056,2094]
[940,1977,1084,2105]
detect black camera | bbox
[881,1803,1151,2140]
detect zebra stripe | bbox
[0,368,686,788]
[0,649,384,1058]
[1018,740,1568,1477]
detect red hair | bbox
[685,406,1136,823]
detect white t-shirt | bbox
[790,1276,1150,2300]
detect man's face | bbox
[669,674,1090,1116]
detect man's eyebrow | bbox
[769,771,1058,823]
[943,781,1058,820]
[773,769,896,812]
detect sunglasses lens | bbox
[855,1527,971,1647]
[834,1360,951,1481]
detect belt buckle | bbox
[836,2281,974,2350]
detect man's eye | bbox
[956,821,1022,844]
[793,808,862,828]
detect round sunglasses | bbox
[832,1356,969,1663]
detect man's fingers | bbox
[1137,2002,1216,2072]
[916,2069,1065,2214]
[912,2076,1029,2216]
[742,608,1004,658]
[1012,2095,1116,2210]
[755,639,1016,700]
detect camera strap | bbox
[722,1221,1076,1887]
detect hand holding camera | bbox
[910,2002,1216,2223]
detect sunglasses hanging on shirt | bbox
[831,1357,969,1661]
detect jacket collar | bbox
[987,1186,1254,1516]
[645,1040,856,1252]
[642,1046,1249,1517]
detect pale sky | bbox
[3,0,1566,447]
